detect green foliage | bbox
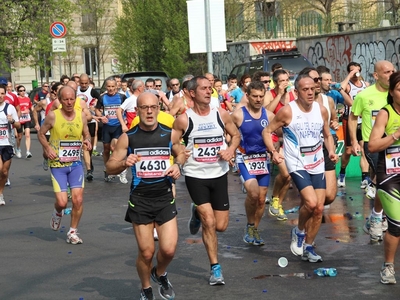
[0,0,74,74]
[112,0,207,78]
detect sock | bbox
[211,263,219,269]
[247,223,255,227]
[362,172,368,180]
[304,243,312,249]
[296,227,305,234]
[68,227,77,233]
[372,208,383,218]
[340,168,346,175]
[93,146,97,151]
[54,208,62,216]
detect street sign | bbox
[52,38,66,52]
[50,21,67,38]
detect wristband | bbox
[392,134,399,141]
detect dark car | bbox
[100,71,170,93]
[229,48,313,82]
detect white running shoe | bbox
[50,211,63,231]
[118,169,128,184]
[153,228,159,241]
[42,158,49,171]
[5,178,10,186]
[15,149,21,158]
[0,194,5,206]
[26,151,32,158]
[66,230,83,244]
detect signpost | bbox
[50,21,67,79]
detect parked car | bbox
[100,71,170,93]
[229,48,313,82]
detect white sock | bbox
[296,227,305,234]
[371,208,383,219]
[68,227,77,233]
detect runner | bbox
[231,81,275,245]
[38,86,91,244]
[172,76,240,285]
[262,74,338,262]
[106,92,185,300]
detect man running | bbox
[38,86,91,244]
[231,81,275,245]
[263,74,337,262]
[172,76,240,285]
[106,92,185,300]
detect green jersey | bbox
[352,84,388,142]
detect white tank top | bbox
[321,94,330,123]
[283,101,325,174]
[77,86,96,123]
[349,81,367,124]
[183,107,229,179]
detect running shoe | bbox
[188,203,201,235]
[15,148,21,158]
[269,197,280,216]
[26,151,32,158]
[153,228,159,241]
[5,178,10,186]
[302,245,323,262]
[209,264,225,286]
[382,217,388,232]
[50,211,63,230]
[0,194,5,206]
[290,227,305,256]
[252,228,265,246]
[118,169,128,184]
[265,196,270,204]
[92,150,100,157]
[360,177,371,189]
[276,205,288,221]
[140,287,155,300]
[365,184,376,199]
[381,263,396,284]
[42,158,49,171]
[241,183,247,194]
[363,216,383,242]
[86,170,93,182]
[337,174,346,187]
[66,230,83,244]
[243,225,255,244]
[151,266,175,300]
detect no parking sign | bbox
[50,21,67,38]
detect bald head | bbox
[66,80,78,91]
[137,91,159,107]
[375,60,394,72]
[80,74,89,81]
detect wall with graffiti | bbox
[296,26,400,82]
[215,27,400,83]
[213,39,296,80]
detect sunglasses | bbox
[262,80,271,84]
[171,83,179,86]
[155,85,162,87]
[43,85,49,88]
[312,77,322,83]
[18,90,26,92]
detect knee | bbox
[139,248,155,263]
[159,246,176,260]
[247,190,260,203]
[215,220,228,232]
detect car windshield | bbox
[267,55,311,79]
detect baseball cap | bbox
[0,77,7,85]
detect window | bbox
[82,12,95,32]
[84,47,98,76]
[255,1,276,33]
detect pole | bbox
[59,54,62,78]
[205,0,213,74]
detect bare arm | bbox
[171,114,188,165]
[80,99,92,122]
[38,111,56,159]
[106,133,133,175]
[328,96,339,131]
[219,108,240,162]
[168,96,184,117]
[368,109,393,153]
[321,105,337,162]
[348,111,361,155]
[117,107,128,132]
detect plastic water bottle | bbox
[330,83,341,90]
[284,206,300,214]
[314,268,337,277]
[64,207,72,215]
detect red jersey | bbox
[18,96,32,124]
[5,92,20,108]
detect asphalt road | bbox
[1,135,399,299]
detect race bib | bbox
[243,153,269,175]
[193,136,223,163]
[59,140,82,162]
[0,124,9,140]
[21,113,31,122]
[104,105,119,119]
[371,110,379,127]
[385,145,400,174]
[300,141,323,170]
[134,147,171,178]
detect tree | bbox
[75,0,117,86]
[0,0,74,80]
[112,0,206,79]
